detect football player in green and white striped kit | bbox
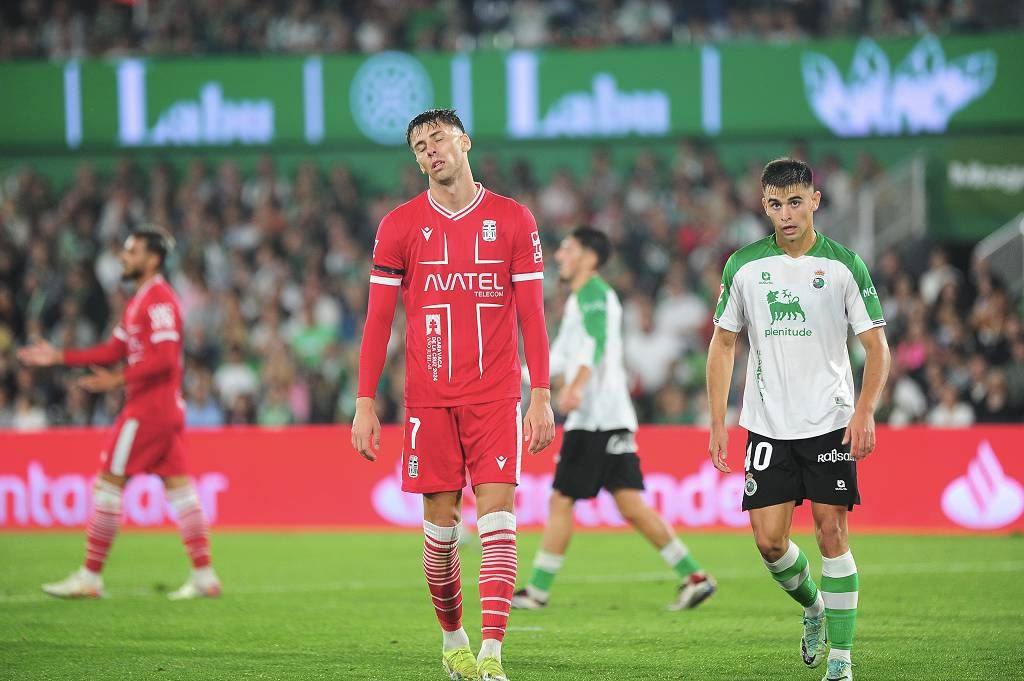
[707,158,890,681]
[512,227,716,612]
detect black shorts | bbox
[741,427,860,511]
[552,429,645,500]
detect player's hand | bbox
[351,398,382,462]
[77,366,123,393]
[843,409,876,461]
[708,424,731,473]
[556,384,582,415]
[16,340,63,367]
[523,388,555,454]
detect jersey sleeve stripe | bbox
[150,331,180,344]
[113,326,128,341]
[372,263,405,275]
[511,272,544,282]
[369,275,401,286]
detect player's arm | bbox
[352,219,403,461]
[78,367,125,393]
[707,255,745,473]
[558,288,606,414]
[558,366,591,415]
[842,254,890,461]
[844,326,890,461]
[17,330,128,368]
[706,325,738,473]
[512,205,554,454]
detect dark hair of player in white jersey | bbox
[569,226,611,268]
[761,157,813,190]
[406,108,466,147]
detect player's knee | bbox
[815,520,847,554]
[93,478,124,512]
[549,491,574,512]
[754,535,788,562]
[614,497,644,525]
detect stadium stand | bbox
[1,144,1021,429]
[1,0,1022,61]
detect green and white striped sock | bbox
[660,538,702,578]
[821,551,859,654]
[525,550,563,602]
[764,541,820,609]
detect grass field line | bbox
[3,559,1020,605]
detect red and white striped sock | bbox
[423,521,469,650]
[477,511,517,662]
[167,485,211,569]
[84,479,123,574]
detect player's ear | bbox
[461,134,471,153]
[811,189,821,211]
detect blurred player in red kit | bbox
[18,230,221,601]
[351,108,554,681]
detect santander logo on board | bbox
[942,440,1024,530]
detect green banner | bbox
[0,33,1021,151]
[934,137,1024,240]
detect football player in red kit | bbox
[18,230,220,600]
[352,108,554,681]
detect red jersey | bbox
[64,275,185,420]
[358,184,549,407]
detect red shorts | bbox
[401,399,522,494]
[99,412,188,478]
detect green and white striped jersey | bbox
[550,275,638,433]
[714,233,885,440]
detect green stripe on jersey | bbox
[576,276,610,365]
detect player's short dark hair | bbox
[571,226,611,268]
[761,157,813,191]
[406,108,466,147]
[130,229,175,268]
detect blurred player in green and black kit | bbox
[513,227,716,612]
[707,158,890,681]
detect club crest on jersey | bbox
[482,219,497,242]
[744,473,758,496]
[812,269,826,289]
[407,454,419,479]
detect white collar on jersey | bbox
[427,183,486,221]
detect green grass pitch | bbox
[1,531,1021,680]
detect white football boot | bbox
[42,567,104,599]
[168,567,222,600]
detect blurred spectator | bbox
[2,0,1018,61]
[214,344,260,408]
[186,368,225,428]
[926,384,975,428]
[0,135,1021,427]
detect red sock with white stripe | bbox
[477,511,517,662]
[84,479,123,574]
[423,521,470,651]
[167,485,212,569]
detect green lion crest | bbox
[766,289,806,324]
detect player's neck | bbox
[134,271,161,290]
[570,270,596,292]
[777,228,817,258]
[428,172,479,214]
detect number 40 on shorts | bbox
[745,441,773,472]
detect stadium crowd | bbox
[1,0,1020,61]
[0,143,1021,430]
